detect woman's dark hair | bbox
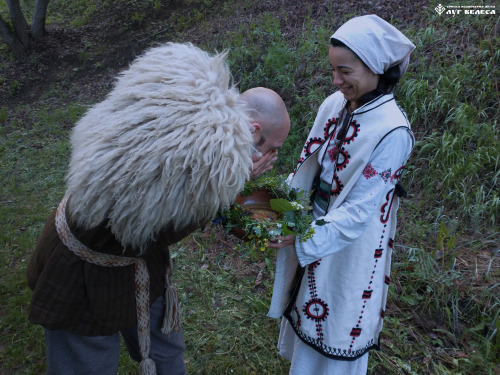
[330,38,401,106]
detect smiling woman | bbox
[329,41,405,114]
[267,14,416,375]
[328,46,379,111]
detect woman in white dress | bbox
[268,15,416,374]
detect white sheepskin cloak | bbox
[65,42,253,251]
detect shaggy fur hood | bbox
[65,42,253,251]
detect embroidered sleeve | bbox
[295,128,413,266]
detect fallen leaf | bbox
[254,269,264,287]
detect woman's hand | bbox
[268,234,296,249]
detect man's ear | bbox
[250,122,262,135]
[250,122,262,144]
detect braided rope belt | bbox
[55,196,180,375]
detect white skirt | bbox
[278,319,369,375]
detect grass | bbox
[0,103,77,373]
[174,230,289,374]
[1,0,499,374]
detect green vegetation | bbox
[0,0,498,374]
[220,175,317,255]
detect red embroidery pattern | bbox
[343,120,361,145]
[363,163,377,179]
[324,118,338,138]
[391,165,406,181]
[302,260,329,341]
[330,174,343,196]
[328,145,339,162]
[304,137,323,157]
[335,148,349,171]
[379,169,392,183]
[380,188,395,224]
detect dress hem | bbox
[282,267,381,361]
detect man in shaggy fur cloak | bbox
[26,43,290,375]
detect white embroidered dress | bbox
[269,92,414,371]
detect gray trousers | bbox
[44,296,187,375]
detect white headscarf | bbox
[331,15,415,77]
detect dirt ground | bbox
[0,0,429,108]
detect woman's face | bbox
[328,46,380,110]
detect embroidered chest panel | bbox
[292,94,412,214]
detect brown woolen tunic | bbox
[27,202,197,336]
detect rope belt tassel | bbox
[55,196,181,375]
[162,255,181,335]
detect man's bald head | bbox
[241,87,290,155]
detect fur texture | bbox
[66,43,253,251]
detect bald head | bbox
[241,87,290,155]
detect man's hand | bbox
[250,149,278,180]
[267,234,296,249]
